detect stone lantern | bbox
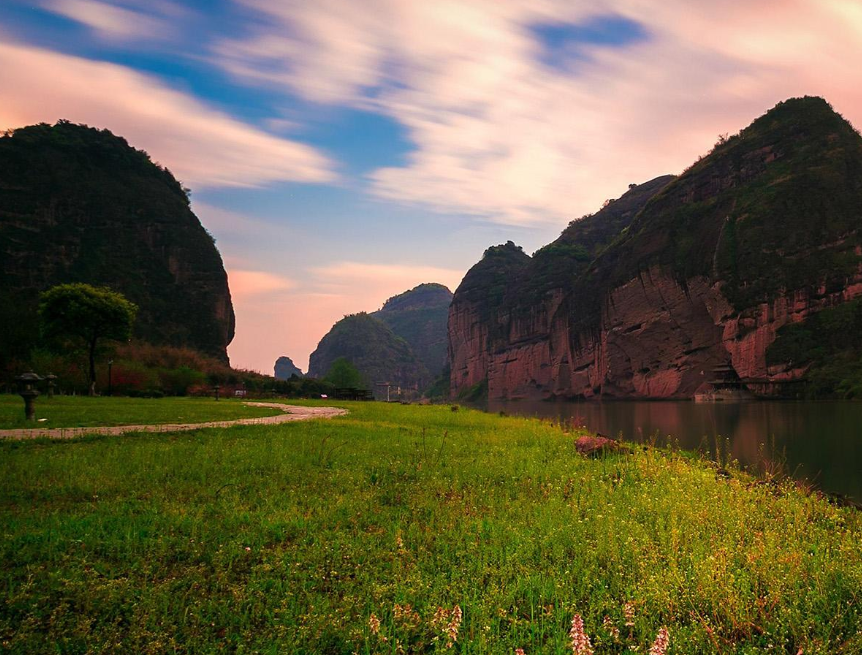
[15,370,43,421]
[44,373,58,399]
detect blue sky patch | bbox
[531,15,648,70]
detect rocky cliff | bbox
[307,283,452,395]
[372,283,453,377]
[0,121,235,366]
[307,312,429,394]
[450,97,862,400]
[274,356,303,380]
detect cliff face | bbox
[450,97,862,400]
[0,121,235,365]
[372,283,453,377]
[307,312,429,394]
[307,283,452,394]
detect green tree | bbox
[39,284,138,396]
[324,357,364,388]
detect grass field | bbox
[1,400,860,653]
[0,395,282,429]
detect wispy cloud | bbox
[228,270,296,297]
[217,0,862,225]
[193,202,278,238]
[312,261,463,297]
[0,41,337,189]
[44,0,170,39]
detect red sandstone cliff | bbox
[450,97,862,400]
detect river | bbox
[485,399,862,502]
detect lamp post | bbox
[15,371,43,421]
[45,373,57,399]
[107,360,113,396]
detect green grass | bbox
[1,401,860,653]
[0,395,282,429]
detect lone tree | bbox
[324,357,364,389]
[39,283,138,396]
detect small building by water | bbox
[694,365,755,402]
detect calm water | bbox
[485,400,862,502]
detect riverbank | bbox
[1,400,860,653]
[485,398,862,503]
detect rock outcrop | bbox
[307,283,453,395]
[274,356,303,380]
[307,312,429,395]
[450,97,862,400]
[0,121,235,366]
[372,283,453,377]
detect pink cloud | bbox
[44,0,169,39]
[218,0,862,224]
[228,270,296,297]
[0,41,336,189]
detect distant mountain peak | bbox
[379,283,453,313]
[274,356,303,380]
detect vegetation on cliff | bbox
[1,401,859,652]
[526,175,676,302]
[0,120,235,371]
[768,296,862,398]
[564,97,862,335]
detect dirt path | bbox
[0,402,347,440]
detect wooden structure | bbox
[334,387,374,401]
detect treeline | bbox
[2,341,335,399]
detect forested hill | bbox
[0,120,235,367]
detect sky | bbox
[2,0,861,374]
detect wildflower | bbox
[369,614,381,635]
[515,649,526,655]
[569,614,594,655]
[649,627,669,655]
[394,604,420,627]
[603,615,620,641]
[624,601,636,627]
[431,606,452,631]
[446,605,462,648]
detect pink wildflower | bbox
[569,614,594,655]
[445,605,462,648]
[623,601,636,628]
[515,649,526,655]
[603,615,620,641]
[430,606,451,631]
[649,627,670,655]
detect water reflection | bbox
[486,400,862,501]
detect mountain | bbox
[307,312,429,396]
[372,283,453,377]
[274,356,304,380]
[449,97,862,400]
[0,120,235,367]
[306,283,453,396]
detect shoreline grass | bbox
[0,395,283,429]
[1,401,860,653]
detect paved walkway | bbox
[0,402,348,440]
